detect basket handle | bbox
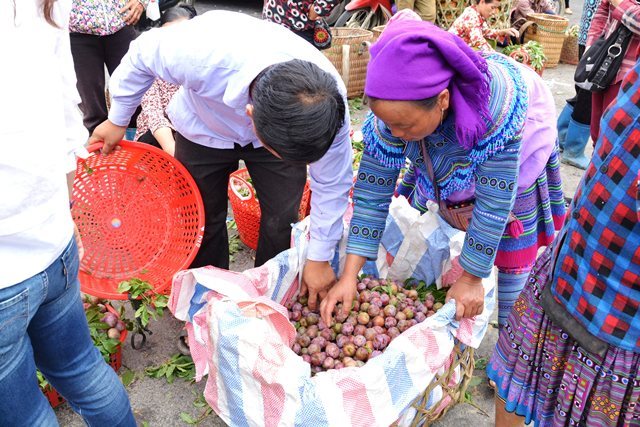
[519,20,537,43]
[229,174,255,201]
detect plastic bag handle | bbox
[229,174,255,201]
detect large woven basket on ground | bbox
[436,0,514,30]
[560,33,579,65]
[408,343,475,425]
[521,13,569,68]
[324,28,373,98]
[371,25,386,42]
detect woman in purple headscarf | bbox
[320,16,565,328]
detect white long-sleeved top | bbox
[108,11,353,261]
[0,0,87,288]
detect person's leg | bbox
[242,146,306,266]
[70,32,108,133]
[0,270,58,426]
[414,0,436,22]
[175,134,238,269]
[104,26,140,129]
[497,266,532,327]
[29,239,135,426]
[395,0,417,13]
[556,103,573,150]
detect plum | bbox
[371,350,383,358]
[389,296,398,307]
[343,357,358,368]
[357,282,367,292]
[334,362,345,370]
[353,335,366,347]
[427,310,436,317]
[82,302,91,311]
[360,302,370,313]
[311,336,327,349]
[352,301,360,312]
[425,300,434,310]
[343,343,356,357]
[415,312,427,322]
[290,311,302,321]
[383,305,397,317]
[358,291,371,304]
[403,308,415,320]
[434,302,444,311]
[367,279,379,290]
[96,303,107,313]
[302,354,311,363]
[107,328,120,340]
[331,323,343,334]
[415,303,427,314]
[373,326,385,334]
[321,328,336,342]
[373,335,386,350]
[292,343,302,354]
[407,289,419,300]
[101,313,118,328]
[372,315,385,328]
[336,334,349,348]
[115,320,126,332]
[302,307,311,317]
[367,305,380,318]
[296,334,311,347]
[322,357,335,370]
[306,313,319,326]
[301,347,308,355]
[357,312,370,325]
[354,324,367,336]
[306,325,319,339]
[364,328,377,341]
[317,319,327,331]
[370,298,383,308]
[325,342,340,359]
[310,352,325,367]
[384,317,397,329]
[308,343,321,355]
[345,315,358,326]
[355,347,369,362]
[341,322,354,336]
[395,312,407,321]
[292,302,303,312]
[299,318,308,328]
[380,294,390,305]
[397,319,410,332]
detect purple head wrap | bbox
[365,20,492,149]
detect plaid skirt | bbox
[487,247,640,426]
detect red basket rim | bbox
[76,141,205,300]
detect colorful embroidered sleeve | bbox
[346,113,404,260]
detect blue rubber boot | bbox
[557,103,573,151]
[561,119,591,170]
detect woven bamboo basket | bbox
[324,28,373,98]
[436,0,468,30]
[408,343,475,425]
[372,25,386,42]
[488,0,516,29]
[522,13,569,68]
[560,33,579,65]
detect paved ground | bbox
[56,2,586,425]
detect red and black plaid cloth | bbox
[262,0,340,32]
[550,63,640,352]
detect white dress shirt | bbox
[108,11,353,261]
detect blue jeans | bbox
[0,239,135,426]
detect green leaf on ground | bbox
[180,412,198,425]
[474,357,488,370]
[121,369,136,387]
[467,376,483,388]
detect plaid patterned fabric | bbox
[551,64,640,352]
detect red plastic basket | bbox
[72,141,205,300]
[227,168,311,251]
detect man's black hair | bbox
[160,3,197,26]
[251,60,346,164]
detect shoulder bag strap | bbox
[420,140,448,213]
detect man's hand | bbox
[89,120,127,154]
[120,0,145,26]
[445,270,484,321]
[500,28,519,38]
[320,275,358,326]
[300,260,336,311]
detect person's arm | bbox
[142,80,178,155]
[301,105,353,309]
[615,0,640,35]
[91,19,226,153]
[119,0,148,26]
[587,0,611,46]
[317,113,404,322]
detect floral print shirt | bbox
[449,6,503,51]
[69,0,149,35]
[135,79,179,140]
[262,0,340,31]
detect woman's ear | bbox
[438,89,450,111]
[245,104,254,118]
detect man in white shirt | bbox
[91,11,353,309]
